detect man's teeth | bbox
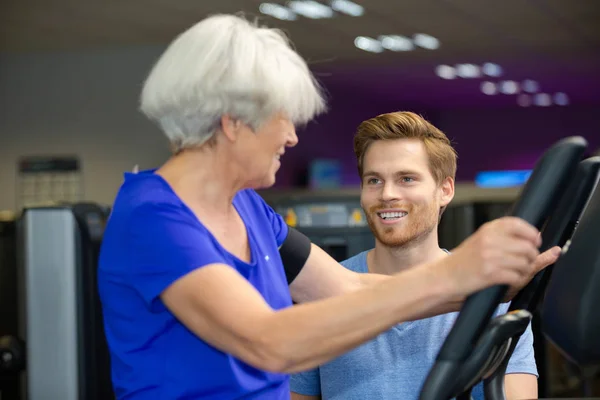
[275,155,280,160]
[378,211,407,220]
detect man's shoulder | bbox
[340,250,370,273]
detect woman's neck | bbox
[156,146,244,215]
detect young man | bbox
[290,112,538,400]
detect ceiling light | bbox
[534,93,552,106]
[482,63,503,77]
[259,3,297,20]
[554,92,569,106]
[354,36,384,53]
[413,33,440,50]
[287,1,334,19]
[456,63,481,78]
[499,80,519,95]
[481,81,497,95]
[435,65,456,79]
[330,0,364,16]
[379,35,414,51]
[522,80,539,93]
[517,94,532,107]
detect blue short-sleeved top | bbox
[98,169,292,399]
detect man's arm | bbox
[504,374,537,400]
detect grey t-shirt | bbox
[290,250,538,400]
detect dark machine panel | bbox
[438,201,513,251]
[262,191,375,262]
[0,217,21,400]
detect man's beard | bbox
[365,201,439,248]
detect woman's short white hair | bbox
[140,14,327,151]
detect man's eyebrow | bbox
[394,170,421,177]
[362,170,379,177]
[362,170,421,177]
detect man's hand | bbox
[442,217,550,297]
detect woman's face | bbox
[235,113,298,189]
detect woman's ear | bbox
[220,115,242,142]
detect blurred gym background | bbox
[1,0,599,398]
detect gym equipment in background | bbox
[17,203,113,400]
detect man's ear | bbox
[439,176,455,207]
[220,115,242,142]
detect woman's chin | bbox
[260,174,277,189]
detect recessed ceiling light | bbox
[413,33,440,50]
[379,35,414,51]
[287,1,334,19]
[354,36,384,53]
[481,81,497,95]
[517,94,532,107]
[482,63,503,77]
[499,80,519,95]
[522,80,539,93]
[435,65,456,79]
[456,63,481,78]
[330,0,364,16]
[554,92,569,106]
[534,93,552,106]
[259,3,297,20]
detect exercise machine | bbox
[419,136,596,400]
[261,190,375,261]
[0,203,114,400]
[0,214,23,400]
[458,154,600,400]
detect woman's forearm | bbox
[358,272,465,317]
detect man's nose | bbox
[380,182,401,202]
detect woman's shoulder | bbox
[234,189,268,210]
[110,170,185,222]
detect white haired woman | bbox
[97,14,556,399]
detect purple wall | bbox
[275,81,600,187]
[437,106,600,181]
[274,81,428,187]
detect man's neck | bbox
[367,231,449,276]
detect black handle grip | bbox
[419,136,587,400]
[450,310,532,398]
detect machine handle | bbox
[473,157,600,400]
[509,156,600,313]
[419,136,587,400]
[450,310,532,399]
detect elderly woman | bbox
[98,14,557,400]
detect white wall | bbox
[0,46,172,211]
